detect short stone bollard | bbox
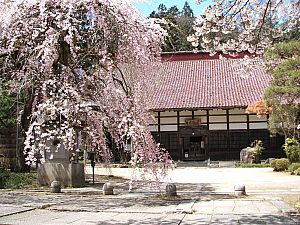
[166,183,177,197]
[234,184,246,196]
[51,180,61,193]
[103,182,114,195]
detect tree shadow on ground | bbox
[45,180,236,211]
[0,180,237,212]
[87,213,299,225]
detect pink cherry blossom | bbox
[0,0,172,184]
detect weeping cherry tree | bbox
[0,0,172,182]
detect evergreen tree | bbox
[264,41,300,138]
[182,1,194,17]
[158,3,167,11]
[177,2,195,51]
[149,1,195,52]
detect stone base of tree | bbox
[38,162,85,187]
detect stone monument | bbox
[38,139,85,187]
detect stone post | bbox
[51,180,61,193]
[103,182,114,195]
[166,183,177,197]
[234,184,246,196]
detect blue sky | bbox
[133,0,210,17]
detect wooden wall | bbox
[150,108,285,161]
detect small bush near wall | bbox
[0,172,37,189]
[271,158,291,171]
[288,163,300,175]
[235,163,271,168]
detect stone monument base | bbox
[38,162,85,187]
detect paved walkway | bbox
[0,167,299,224]
[0,192,298,224]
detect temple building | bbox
[148,52,285,161]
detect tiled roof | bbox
[149,53,272,110]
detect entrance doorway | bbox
[179,126,208,161]
[189,136,205,159]
[181,135,207,160]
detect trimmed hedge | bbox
[235,163,271,168]
[0,172,37,189]
[288,163,300,175]
[271,158,291,171]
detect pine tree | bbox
[177,2,195,51]
[149,1,195,52]
[264,41,300,138]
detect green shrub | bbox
[288,163,300,174]
[0,172,37,189]
[283,138,300,162]
[0,173,9,189]
[235,163,271,168]
[271,158,291,171]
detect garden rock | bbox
[240,147,255,163]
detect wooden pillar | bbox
[267,114,270,150]
[226,109,230,159]
[206,109,210,159]
[158,111,161,143]
[192,110,195,119]
[177,111,180,131]
[206,110,210,130]
[247,113,250,145]
[177,111,181,160]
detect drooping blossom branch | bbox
[0,0,173,183]
[191,0,299,55]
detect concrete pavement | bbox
[0,189,299,224]
[0,196,298,224]
[0,167,299,224]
